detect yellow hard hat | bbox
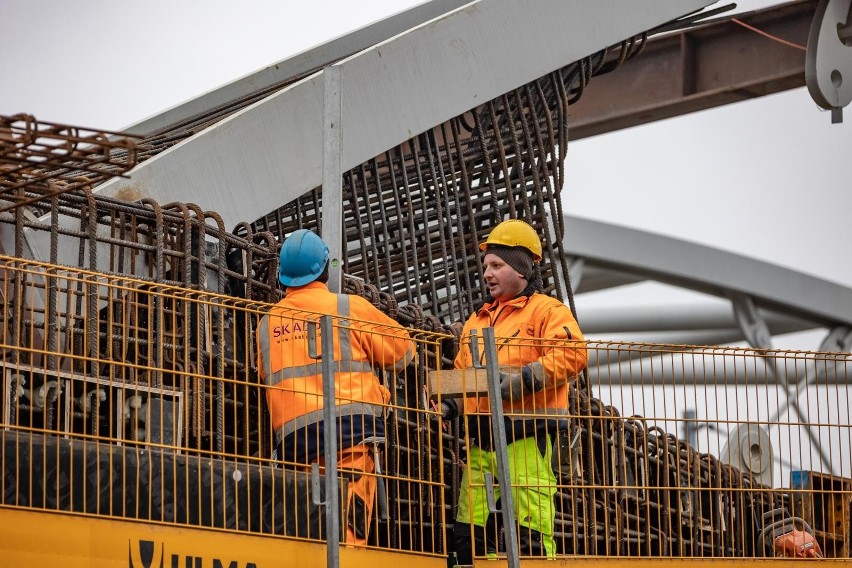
[479,219,542,262]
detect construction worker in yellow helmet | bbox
[256,229,415,546]
[443,219,588,562]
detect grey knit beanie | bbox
[485,245,534,280]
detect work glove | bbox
[500,364,545,401]
[499,371,525,401]
[439,398,459,421]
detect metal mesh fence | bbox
[2,257,850,559]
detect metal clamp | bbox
[484,472,499,514]
[307,320,320,360]
[311,463,325,505]
[469,329,485,369]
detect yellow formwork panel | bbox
[0,508,835,568]
[0,508,443,568]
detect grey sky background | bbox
[1,0,850,349]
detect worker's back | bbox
[257,280,413,463]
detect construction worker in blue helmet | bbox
[442,219,588,561]
[255,229,414,546]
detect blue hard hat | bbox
[278,229,329,287]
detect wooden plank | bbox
[427,368,491,399]
[427,367,522,399]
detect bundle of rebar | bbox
[0,114,142,213]
[547,383,790,558]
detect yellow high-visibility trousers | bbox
[456,435,556,556]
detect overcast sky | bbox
[1,0,850,349]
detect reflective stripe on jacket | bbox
[256,281,414,459]
[454,291,587,418]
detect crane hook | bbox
[806,0,852,123]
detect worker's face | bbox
[482,253,527,301]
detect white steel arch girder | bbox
[563,215,852,329]
[92,0,713,230]
[553,216,852,386]
[579,303,815,345]
[589,346,852,385]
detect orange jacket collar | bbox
[476,293,532,317]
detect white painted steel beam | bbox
[122,0,476,135]
[93,0,713,231]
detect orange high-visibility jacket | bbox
[256,281,414,461]
[454,291,588,418]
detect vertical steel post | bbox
[322,64,343,293]
[482,327,520,568]
[320,314,340,567]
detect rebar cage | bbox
[2,256,850,560]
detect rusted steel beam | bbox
[568,1,816,140]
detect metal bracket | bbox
[307,320,320,360]
[731,293,773,350]
[818,325,852,352]
[484,472,499,514]
[311,462,325,505]
[469,329,485,369]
